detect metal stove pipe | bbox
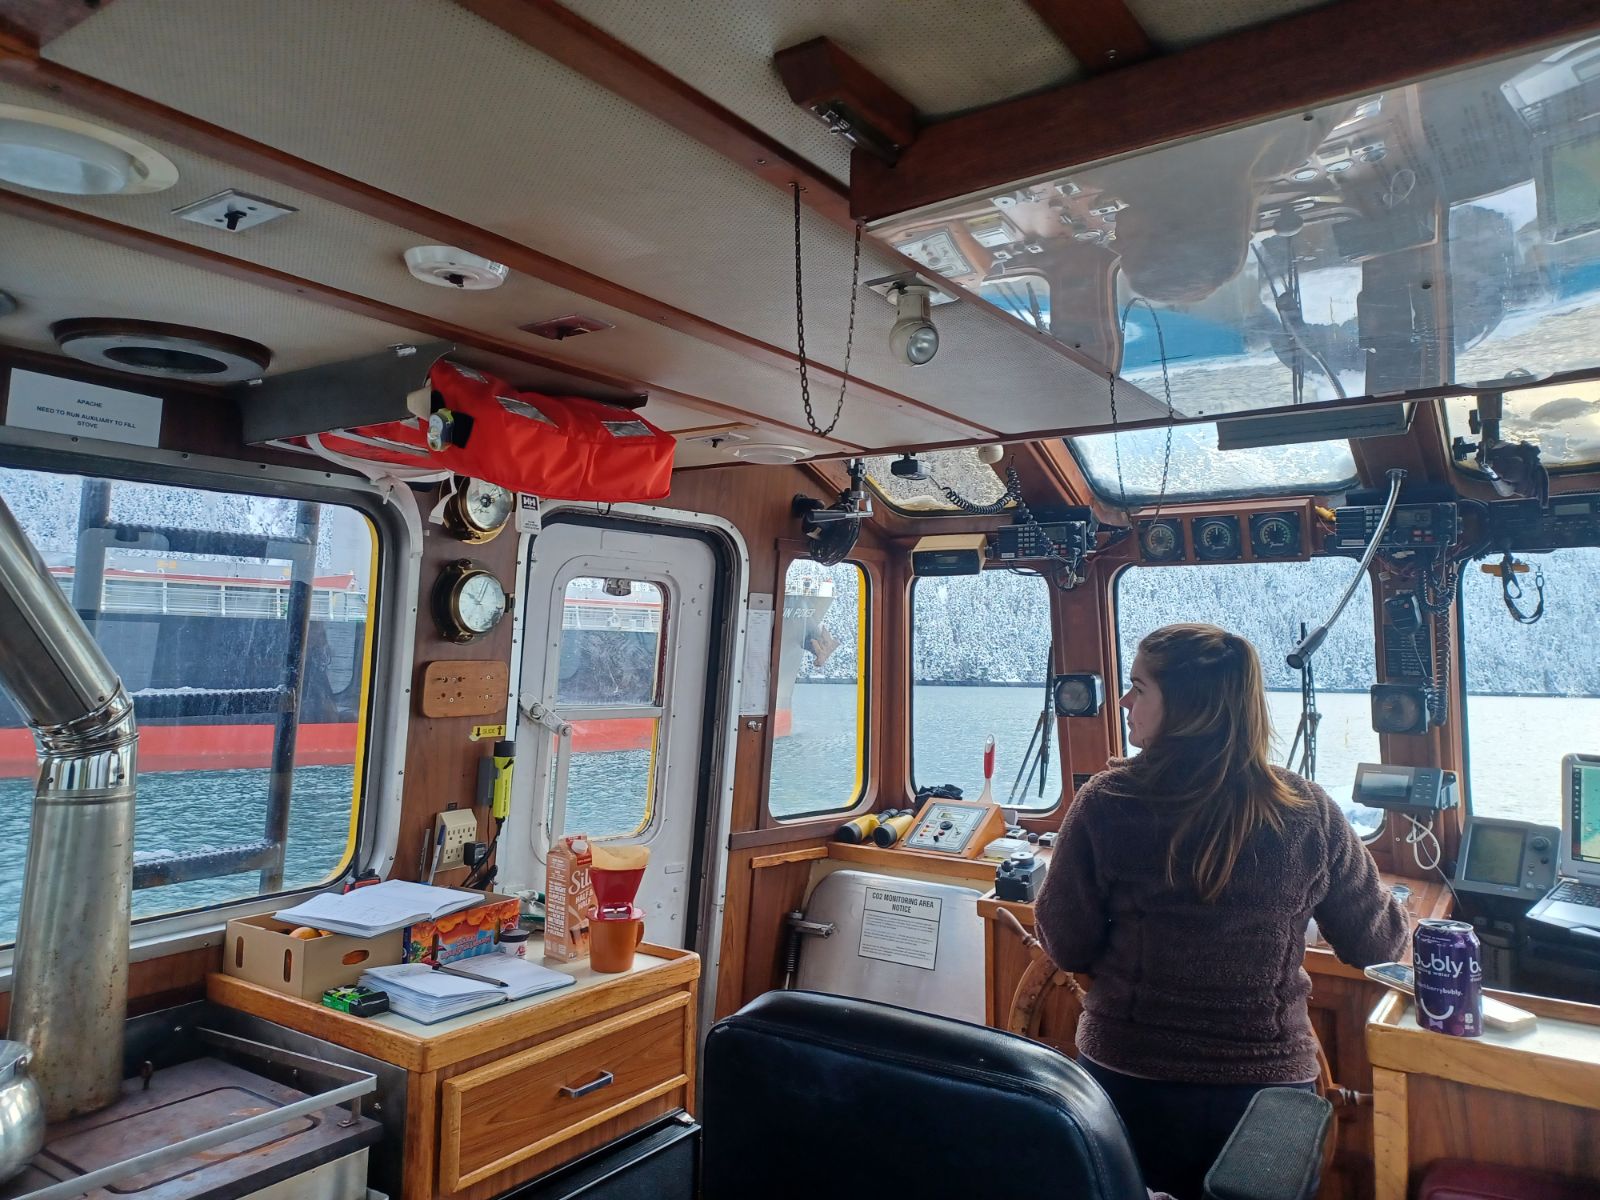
[0,495,135,1121]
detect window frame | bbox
[0,421,414,970]
[1108,555,1386,841]
[907,567,1065,813]
[765,546,875,824]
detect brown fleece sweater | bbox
[1034,764,1407,1085]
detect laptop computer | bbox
[1526,753,1600,936]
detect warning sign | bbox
[858,887,942,971]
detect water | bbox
[0,764,355,945]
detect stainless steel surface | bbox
[233,1151,368,1200]
[0,1044,43,1186]
[0,495,137,1122]
[235,341,452,444]
[7,1057,376,1200]
[794,869,985,1022]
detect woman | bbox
[1034,624,1406,1199]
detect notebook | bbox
[361,958,575,1023]
[274,880,481,937]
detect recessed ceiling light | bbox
[730,443,812,465]
[52,318,271,384]
[0,105,177,196]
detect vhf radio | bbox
[1330,502,1458,555]
[992,507,1098,563]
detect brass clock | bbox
[432,559,510,643]
[442,476,515,543]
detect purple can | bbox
[1413,919,1482,1038]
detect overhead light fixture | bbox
[52,318,271,383]
[888,282,939,366]
[1215,403,1412,450]
[731,443,812,465]
[0,105,177,196]
[403,245,509,290]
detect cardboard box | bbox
[224,915,403,999]
[544,835,593,962]
[402,893,520,966]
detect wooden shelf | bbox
[829,841,1013,886]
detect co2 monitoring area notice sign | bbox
[858,886,942,971]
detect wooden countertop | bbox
[207,945,699,1074]
[1368,988,1600,1110]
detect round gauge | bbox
[432,559,509,643]
[1140,520,1181,561]
[1193,516,1242,561]
[1250,511,1302,557]
[443,476,514,543]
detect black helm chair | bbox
[702,990,1332,1200]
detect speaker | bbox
[1370,683,1430,734]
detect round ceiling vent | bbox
[0,105,178,196]
[403,245,509,290]
[52,319,272,383]
[730,443,813,465]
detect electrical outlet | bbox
[434,809,479,871]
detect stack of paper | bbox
[274,880,480,937]
[360,958,575,1024]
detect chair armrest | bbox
[1203,1088,1333,1200]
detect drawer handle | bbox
[559,1070,615,1099]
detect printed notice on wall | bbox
[6,371,163,447]
[858,887,942,971]
[739,593,774,715]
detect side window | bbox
[768,559,869,819]
[1460,546,1600,823]
[1114,557,1382,836]
[550,576,667,840]
[0,467,380,947]
[912,570,1062,809]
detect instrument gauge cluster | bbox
[1249,511,1303,558]
[1192,516,1242,561]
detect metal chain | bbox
[793,182,861,438]
[1107,297,1177,521]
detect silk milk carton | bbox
[544,834,593,962]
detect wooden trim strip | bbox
[852,0,1600,221]
[751,846,829,870]
[0,188,849,445]
[1025,0,1152,74]
[0,42,987,441]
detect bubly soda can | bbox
[1413,919,1482,1038]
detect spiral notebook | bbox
[274,880,480,937]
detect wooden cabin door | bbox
[506,516,718,949]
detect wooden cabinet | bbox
[208,946,698,1200]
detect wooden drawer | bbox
[440,991,692,1191]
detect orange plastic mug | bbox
[588,906,644,973]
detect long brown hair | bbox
[1121,624,1304,901]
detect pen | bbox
[431,962,508,987]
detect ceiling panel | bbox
[44,0,1162,441]
[564,0,1081,181]
[1125,0,1331,49]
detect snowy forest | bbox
[795,549,1600,697]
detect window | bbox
[1068,426,1360,505]
[768,559,868,818]
[912,570,1062,809]
[1461,546,1600,823]
[1443,380,1600,473]
[1115,557,1382,836]
[862,448,1013,514]
[0,466,379,947]
[550,577,667,840]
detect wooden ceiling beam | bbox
[0,40,987,442]
[772,37,918,161]
[852,0,1600,222]
[1025,0,1152,74]
[0,0,111,50]
[0,188,855,448]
